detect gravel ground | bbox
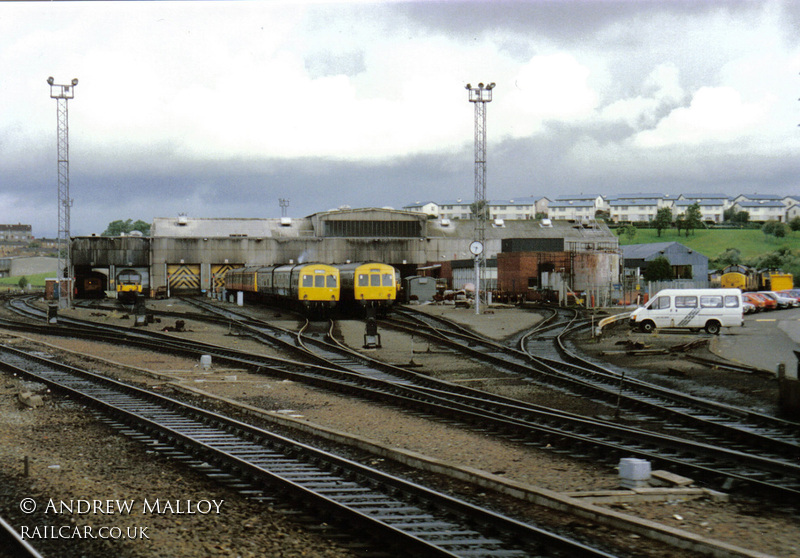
[0,298,797,557]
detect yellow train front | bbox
[335,262,397,314]
[720,265,757,291]
[224,263,340,314]
[116,268,143,303]
[720,265,794,292]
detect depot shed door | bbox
[167,264,201,295]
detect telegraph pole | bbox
[465,82,495,314]
[47,77,78,308]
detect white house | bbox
[402,201,439,218]
[608,199,660,222]
[611,192,676,209]
[674,199,726,223]
[732,200,787,222]
[438,199,474,220]
[489,198,537,220]
[548,199,596,220]
[553,194,607,212]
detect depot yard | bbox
[0,298,798,557]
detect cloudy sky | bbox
[3,0,800,237]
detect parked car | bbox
[748,292,777,310]
[742,292,768,311]
[777,289,800,304]
[742,301,756,314]
[758,291,797,309]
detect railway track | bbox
[5,296,800,503]
[387,305,800,462]
[0,342,617,558]
[0,516,43,558]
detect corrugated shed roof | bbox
[622,242,683,259]
[152,217,286,238]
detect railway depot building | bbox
[70,208,620,299]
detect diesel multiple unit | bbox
[223,262,397,314]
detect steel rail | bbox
[0,516,44,558]
[5,297,800,501]
[386,306,800,460]
[0,343,617,558]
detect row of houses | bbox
[404,193,800,224]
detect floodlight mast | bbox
[47,77,78,308]
[465,82,495,315]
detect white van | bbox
[629,288,743,334]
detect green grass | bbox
[617,228,800,260]
[0,272,52,290]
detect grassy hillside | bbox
[617,227,800,261]
[0,272,51,291]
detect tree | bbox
[723,207,749,225]
[713,248,742,268]
[17,276,28,290]
[101,219,151,237]
[683,203,703,236]
[733,210,749,226]
[469,201,489,220]
[616,224,636,241]
[653,207,672,237]
[761,220,787,239]
[643,256,673,282]
[675,217,685,236]
[789,216,800,232]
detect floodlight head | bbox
[47,77,54,85]
[71,78,78,86]
[478,82,484,88]
[487,82,496,90]
[466,83,472,89]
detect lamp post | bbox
[47,76,78,308]
[465,82,495,314]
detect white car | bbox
[758,291,798,309]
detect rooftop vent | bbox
[441,218,451,227]
[541,218,553,227]
[493,218,505,227]
[280,217,292,227]
[177,214,188,226]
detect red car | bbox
[748,292,777,310]
[742,292,767,311]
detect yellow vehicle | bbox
[116,268,143,303]
[335,262,397,312]
[760,270,793,292]
[720,265,757,291]
[224,263,339,313]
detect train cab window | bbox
[724,295,740,308]
[675,296,698,308]
[302,275,313,287]
[358,274,369,287]
[327,275,337,288]
[314,275,325,288]
[648,296,670,310]
[382,273,393,286]
[370,274,380,287]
